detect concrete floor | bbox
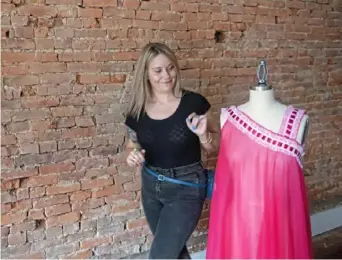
[131,206,342,259]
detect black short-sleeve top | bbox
[125,90,211,168]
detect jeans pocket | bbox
[142,168,157,194]
[174,170,207,200]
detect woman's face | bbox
[147,54,177,95]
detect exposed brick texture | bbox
[1,0,342,258]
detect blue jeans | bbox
[141,162,207,259]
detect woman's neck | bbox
[150,91,177,105]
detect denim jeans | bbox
[141,161,207,259]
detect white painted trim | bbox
[191,206,342,259]
[310,206,342,236]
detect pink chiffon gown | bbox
[206,106,313,259]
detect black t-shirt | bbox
[125,90,211,168]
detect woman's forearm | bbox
[199,131,219,155]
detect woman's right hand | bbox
[126,148,146,167]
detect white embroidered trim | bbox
[290,109,305,140]
[220,107,229,129]
[225,106,304,168]
[278,105,293,136]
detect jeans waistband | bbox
[144,161,203,178]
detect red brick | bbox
[85,168,115,179]
[1,52,36,64]
[1,167,38,180]
[46,0,81,4]
[19,143,39,155]
[40,73,75,84]
[1,211,27,225]
[113,51,139,61]
[70,191,91,201]
[123,0,140,9]
[12,252,45,259]
[103,8,134,18]
[83,0,117,7]
[58,51,92,62]
[75,116,95,127]
[141,2,169,11]
[78,74,110,84]
[12,199,32,211]
[4,75,40,86]
[78,8,103,18]
[1,179,20,191]
[72,198,105,211]
[2,64,30,76]
[24,174,58,188]
[63,249,92,259]
[10,220,36,234]
[39,141,57,153]
[46,183,81,195]
[54,28,74,38]
[28,62,67,74]
[160,22,187,31]
[51,106,83,117]
[2,134,17,145]
[136,10,151,20]
[114,175,132,186]
[112,201,140,213]
[33,194,69,209]
[110,74,126,83]
[35,52,58,62]
[2,203,12,214]
[123,182,140,192]
[46,212,80,228]
[45,203,71,217]
[2,157,14,169]
[62,127,96,139]
[14,27,34,38]
[80,236,112,249]
[8,232,27,245]
[81,177,113,190]
[17,5,58,17]
[92,185,122,198]
[39,162,75,175]
[28,209,45,220]
[17,188,30,200]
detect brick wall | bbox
[1,0,342,258]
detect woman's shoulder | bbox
[182,89,206,101]
[181,89,211,114]
[125,110,145,131]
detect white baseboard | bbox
[191,206,342,259]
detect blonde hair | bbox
[127,42,182,119]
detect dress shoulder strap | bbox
[220,107,230,129]
[279,106,306,140]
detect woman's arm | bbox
[126,127,141,150]
[198,110,220,155]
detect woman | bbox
[124,42,219,259]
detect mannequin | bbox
[221,60,309,144]
[207,60,313,259]
[238,88,309,144]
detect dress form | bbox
[208,60,313,259]
[238,61,309,144]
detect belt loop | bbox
[170,168,175,178]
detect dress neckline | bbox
[224,106,304,168]
[233,105,293,140]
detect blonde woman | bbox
[124,42,219,259]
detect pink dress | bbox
[206,106,313,259]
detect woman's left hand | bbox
[186,112,208,137]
